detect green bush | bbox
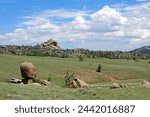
[64,71,75,87]
[96,64,102,72]
[47,75,51,82]
[78,55,84,62]
[134,59,139,62]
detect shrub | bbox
[64,71,75,87]
[78,55,84,62]
[47,75,51,82]
[96,64,102,72]
[61,52,69,58]
[134,59,139,62]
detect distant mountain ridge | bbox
[0,39,150,59]
[130,46,150,56]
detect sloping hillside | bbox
[130,46,150,56]
[0,55,150,99]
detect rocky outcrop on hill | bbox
[0,40,149,59]
[0,39,69,57]
[41,39,60,49]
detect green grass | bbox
[0,55,150,100]
[0,82,150,100]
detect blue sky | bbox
[0,0,150,51]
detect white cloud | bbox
[42,9,89,18]
[91,6,127,25]
[0,2,150,50]
[89,6,128,33]
[124,2,150,18]
[22,9,89,20]
[74,16,86,24]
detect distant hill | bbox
[130,46,150,56]
[0,39,150,59]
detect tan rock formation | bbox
[70,78,88,88]
[41,39,60,49]
[20,61,37,79]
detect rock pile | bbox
[111,83,128,89]
[69,78,88,88]
[20,61,37,84]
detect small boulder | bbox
[142,80,150,85]
[20,61,37,79]
[77,78,89,87]
[71,80,78,88]
[41,80,51,86]
[111,83,120,88]
[141,80,150,89]
[111,83,128,89]
[10,78,22,84]
[22,79,33,84]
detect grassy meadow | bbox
[0,55,150,100]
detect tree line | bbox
[0,45,149,60]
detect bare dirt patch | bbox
[77,69,135,83]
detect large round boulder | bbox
[20,61,37,79]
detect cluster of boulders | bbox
[20,61,37,84]
[110,83,128,89]
[10,61,150,89]
[10,61,89,88]
[110,80,150,89]
[10,61,50,86]
[69,78,89,88]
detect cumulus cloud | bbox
[0,2,150,50]
[89,6,128,32]
[91,6,127,24]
